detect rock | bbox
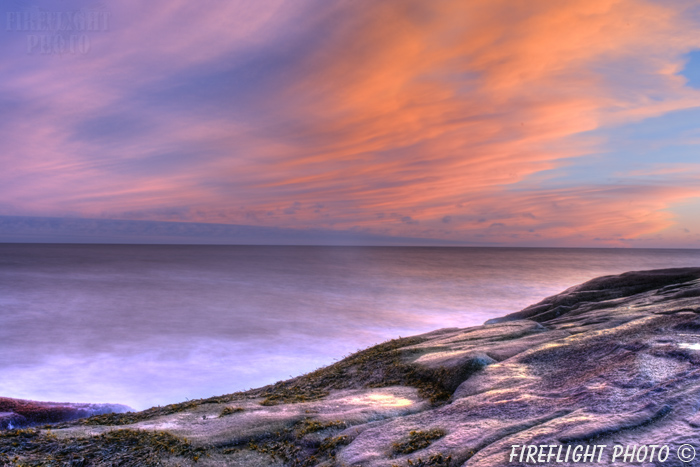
[4,267,700,466]
[487,267,700,324]
[0,397,131,428]
[0,411,26,430]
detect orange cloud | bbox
[194,0,700,241]
[3,0,700,246]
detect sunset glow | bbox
[2,0,700,247]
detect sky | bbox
[1,0,700,247]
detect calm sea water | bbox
[1,244,699,410]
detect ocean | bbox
[1,244,699,410]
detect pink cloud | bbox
[2,0,700,245]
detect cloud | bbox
[0,215,456,246]
[1,0,700,245]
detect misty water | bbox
[1,244,699,410]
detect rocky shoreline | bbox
[0,398,131,430]
[2,267,700,466]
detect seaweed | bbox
[218,406,245,418]
[391,453,453,467]
[255,335,452,406]
[243,418,350,466]
[0,428,205,466]
[392,428,447,455]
